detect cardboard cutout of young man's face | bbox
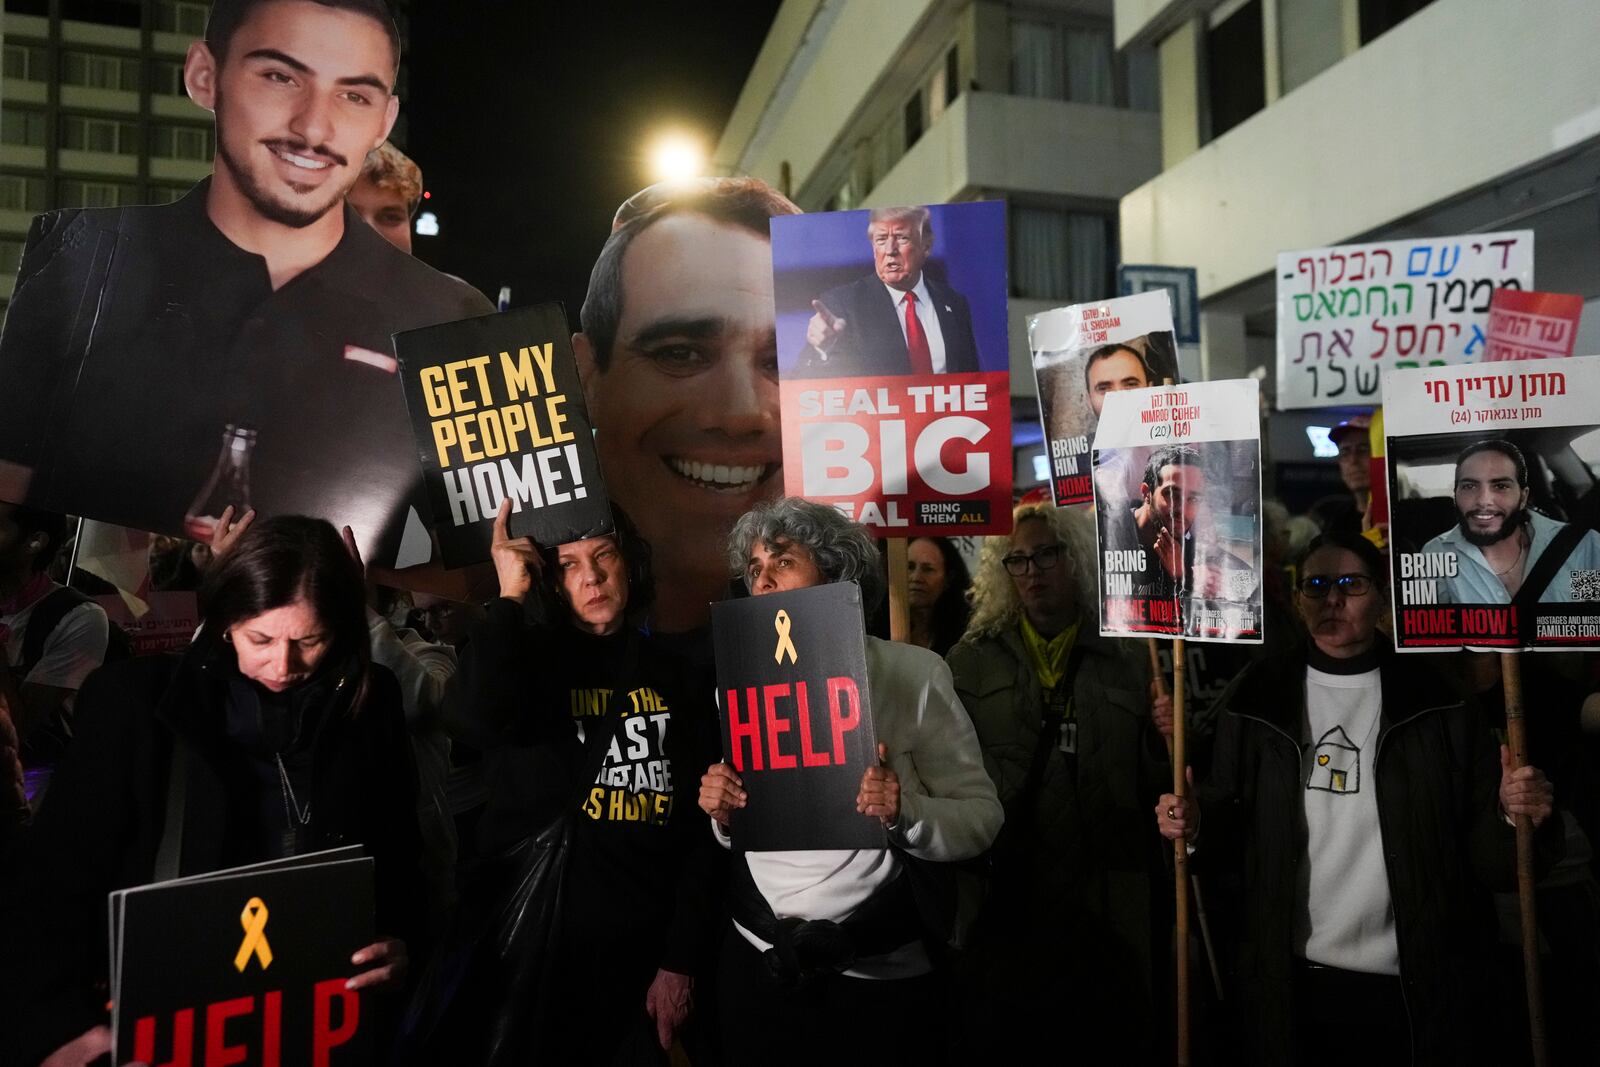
[574,213,783,629]
[184,0,399,230]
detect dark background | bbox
[406,2,783,326]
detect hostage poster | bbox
[1383,357,1600,651]
[1091,378,1264,643]
[771,201,1012,535]
[1276,230,1533,410]
[1030,290,1181,507]
[394,304,612,568]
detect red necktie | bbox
[903,291,933,375]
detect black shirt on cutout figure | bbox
[0,179,492,566]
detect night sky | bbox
[405,2,783,324]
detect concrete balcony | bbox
[0,209,37,234]
[868,91,1161,207]
[61,86,140,113]
[3,80,48,105]
[150,158,211,183]
[0,146,48,170]
[61,20,140,49]
[57,149,138,176]
[153,95,209,120]
[1119,0,1600,301]
[7,15,49,38]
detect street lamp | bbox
[646,131,705,183]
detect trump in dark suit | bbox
[792,205,981,378]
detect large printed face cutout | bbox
[576,214,782,623]
[186,0,399,229]
[556,535,630,636]
[1453,448,1528,547]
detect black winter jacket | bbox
[1199,641,1560,1066]
[0,645,424,1067]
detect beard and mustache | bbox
[214,86,352,230]
[1458,504,1527,547]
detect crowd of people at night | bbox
[0,3,1596,1067]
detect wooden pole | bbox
[1501,651,1548,1067]
[886,537,910,643]
[1173,637,1190,1067]
[1150,638,1224,1001]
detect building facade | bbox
[716,0,1165,425]
[1115,0,1600,394]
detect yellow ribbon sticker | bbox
[234,896,274,973]
[773,610,798,666]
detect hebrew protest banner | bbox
[772,201,1011,534]
[1031,290,1181,507]
[1276,231,1533,410]
[1384,357,1600,650]
[711,582,881,851]
[394,304,611,567]
[1483,289,1584,362]
[1091,378,1264,643]
[112,848,374,1067]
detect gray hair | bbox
[868,205,932,243]
[727,497,884,611]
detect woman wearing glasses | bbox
[1156,531,1558,1066]
[947,501,1172,1065]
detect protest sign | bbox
[711,582,881,851]
[1383,357,1600,650]
[1091,379,1264,643]
[394,305,611,567]
[1276,231,1533,410]
[95,591,200,656]
[1483,289,1584,362]
[1031,290,1181,507]
[772,202,1011,534]
[112,848,374,1067]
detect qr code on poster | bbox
[1226,570,1258,602]
[1570,570,1600,601]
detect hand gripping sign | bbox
[712,582,882,851]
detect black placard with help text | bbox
[111,849,374,1067]
[394,304,612,567]
[711,582,883,851]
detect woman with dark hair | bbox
[439,500,719,1065]
[906,536,971,657]
[0,515,423,1067]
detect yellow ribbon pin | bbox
[773,610,798,666]
[234,897,273,973]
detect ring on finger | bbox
[1166,806,1176,819]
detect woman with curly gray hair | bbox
[946,500,1171,1065]
[701,497,1001,1067]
